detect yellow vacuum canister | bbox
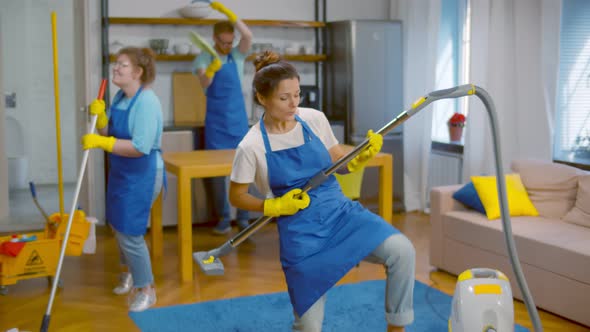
[449,268,514,332]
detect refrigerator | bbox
[323,20,405,212]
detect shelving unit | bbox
[108,54,327,63]
[108,17,325,28]
[100,0,327,99]
[107,17,327,63]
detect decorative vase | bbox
[448,124,464,142]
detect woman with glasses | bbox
[81,46,164,312]
[192,1,254,235]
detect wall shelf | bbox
[108,17,325,28]
[109,54,326,62]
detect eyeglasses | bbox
[215,37,234,48]
[113,61,131,69]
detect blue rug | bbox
[130,280,529,331]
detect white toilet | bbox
[5,115,28,191]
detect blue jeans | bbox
[205,176,249,227]
[115,167,163,288]
[292,234,416,331]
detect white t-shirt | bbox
[231,107,339,198]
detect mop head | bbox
[193,251,225,275]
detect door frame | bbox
[0,15,9,220]
[0,1,92,223]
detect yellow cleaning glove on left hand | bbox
[211,1,238,24]
[347,130,383,173]
[82,134,116,152]
[205,57,222,79]
[89,99,108,129]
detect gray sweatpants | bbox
[292,233,416,331]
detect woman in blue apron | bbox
[82,47,165,312]
[194,18,253,234]
[229,51,415,331]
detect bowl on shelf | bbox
[173,43,191,55]
[178,3,212,18]
[149,39,169,54]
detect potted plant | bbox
[448,112,466,142]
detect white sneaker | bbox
[113,272,133,295]
[128,287,156,312]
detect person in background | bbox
[193,1,253,235]
[192,2,253,235]
[82,47,164,312]
[228,51,415,332]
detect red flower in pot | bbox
[448,113,466,128]
[448,112,466,142]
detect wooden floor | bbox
[1,212,589,331]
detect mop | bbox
[193,84,543,331]
[40,13,108,331]
[188,31,219,59]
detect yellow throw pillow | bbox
[471,173,539,220]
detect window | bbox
[431,0,470,144]
[554,0,590,166]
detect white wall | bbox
[0,0,78,185]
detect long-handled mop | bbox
[39,38,107,331]
[193,84,543,331]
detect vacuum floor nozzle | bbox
[193,251,225,275]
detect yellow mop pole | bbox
[51,11,65,217]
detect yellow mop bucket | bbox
[48,210,91,257]
[0,232,59,286]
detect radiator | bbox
[426,151,463,207]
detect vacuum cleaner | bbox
[193,84,543,332]
[449,268,515,332]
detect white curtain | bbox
[390,0,441,211]
[463,0,562,179]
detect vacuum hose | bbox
[408,84,543,332]
[195,84,543,332]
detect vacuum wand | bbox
[193,84,544,332]
[193,84,476,275]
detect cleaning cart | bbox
[0,209,91,295]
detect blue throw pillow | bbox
[452,182,486,214]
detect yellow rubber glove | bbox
[211,1,238,24]
[82,134,116,153]
[204,57,223,79]
[347,130,383,173]
[89,99,108,129]
[264,188,311,217]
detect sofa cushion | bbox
[452,182,486,214]
[442,211,590,285]
[471,174,539,219]
[563,175,590,228]
[511,159,586,218]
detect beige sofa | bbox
[429,159,590,326]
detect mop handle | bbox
[41,78,107,332]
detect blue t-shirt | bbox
[109,89,163,169]
[192,47,247,93]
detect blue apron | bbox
[260,115,398,317]
[205,53,249,150]
[106,87,161,236]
